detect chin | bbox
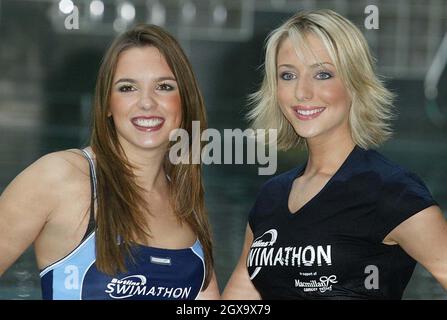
[292,126,322,139]
[135,130,170,146]
[140,141,168,149]
[127,136,163,149]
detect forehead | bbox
[114,46,173,77]
[277,34,333,66]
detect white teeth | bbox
[133,118,163,128]
[296,108,325,116]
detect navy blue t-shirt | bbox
[247,146,437,299]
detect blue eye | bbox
[157,83,175,91]
[315,71,332,80]
[118,85,136,92]
[279,72,296,81]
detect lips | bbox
[131,116,165,132]
[292,105,326,121]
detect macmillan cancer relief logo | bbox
[104,274,192,299]
[295,275,338,293]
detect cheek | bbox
[319,81,351,110]
[277,84,293,116]
[166,95,182,125]
[109,93,136,117]
[109,93,124,116]
[277,83,289,106]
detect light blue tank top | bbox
[40,149,205,300]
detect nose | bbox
[139,91,156,111]
[295,78,313,102]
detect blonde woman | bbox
[0,24,219,300]
[223,9,447,299]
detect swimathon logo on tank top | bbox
[248,229,338,293]
[104,274,192,299]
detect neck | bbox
[305,131,356,176]
[117,140,169,192]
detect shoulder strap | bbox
[80,148,96,239]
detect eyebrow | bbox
[277,62,334,69]
[114,76,177,85]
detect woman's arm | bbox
[222,225,262,300]
[196,271,220,300]
[385,205,447,289]
[0,153,63,275]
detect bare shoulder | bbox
[4,149,90,201]
[0,149,92,272]
[28,149,89,183]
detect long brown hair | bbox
[90,24,213,288]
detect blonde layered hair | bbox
[247,9,395,150]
